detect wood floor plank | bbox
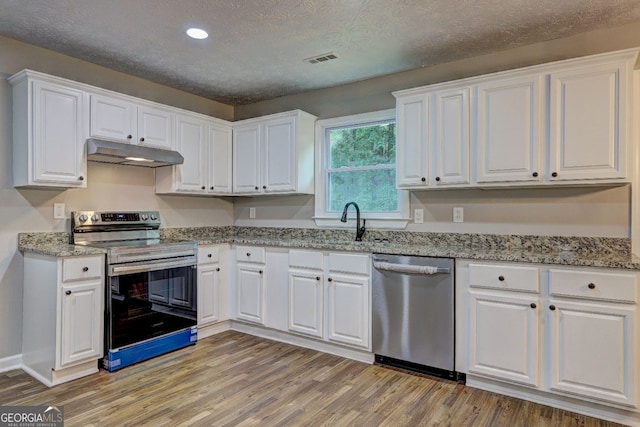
[0,330,628,426]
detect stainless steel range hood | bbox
[86,138,184,167]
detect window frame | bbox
[313,109,409,229]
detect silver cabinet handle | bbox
[373,261,450,275]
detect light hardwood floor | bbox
[0,331,625,426]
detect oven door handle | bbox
[109,257,196,276]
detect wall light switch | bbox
[453,207,464,223]
[414,208,424,224]
[249,207,256,219]
[53,203,65,219]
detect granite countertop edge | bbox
[19,235,640,270]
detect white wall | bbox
[233,186,630,237]
[0,37,234,361]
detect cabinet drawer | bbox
[62,256,103,282]
[469,263,539,293]
[549,269,638,303]
[329,253,370,275]
[236,246,266,264]
[289,250,323,270]
[198,245,219,264]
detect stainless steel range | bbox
[70,211,198,371]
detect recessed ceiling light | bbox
[186,28,208,40]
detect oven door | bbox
[106,257,197,350]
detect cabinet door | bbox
[289,270,323,338]
[174,115,206,192]
[60,280,103,367]
[198,263,220,326]
[32,81,86,186]
[89,94,135,142]
[209,123,233,194]
[468,291,540,387]
[548,299,637,407]
[549,62,628,181]
[396,94,429,188]
[263,116,296,193]
[236,264,265,324]
[433,88,470,186]
[233,124,261,194]
[327,273,369,349]
[476,75,542,183]
[137,105,174,149]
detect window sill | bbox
[313,217,410,230]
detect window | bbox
[314,109,409,228]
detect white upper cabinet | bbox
[156,114,233,196]
[10,71,87,188]
[549,53,634,182]
[208,122,233,194]
[396,86,470,189]
[433,87,470,186]
[475,75,543,184]
[90,93,174,149]
[394,48,638,189]
[232,110,316,195]
[232,123,262,194]
[174,114,207,192]
[396,94,429,188]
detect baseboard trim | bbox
[198,321,232,339]
[466,375,640,427]
[0,354,22,373]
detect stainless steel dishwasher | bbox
[372,254,463,381]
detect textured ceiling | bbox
[1,0,640,105]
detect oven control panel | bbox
[71,211,161,227]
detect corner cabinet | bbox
[10,70,88,188]
[232,110,316,195]
[394,48,638,189]
[458,260,640,413]
[22,253,105,387]
[156,114,233,195]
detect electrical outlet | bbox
[249,207,256,219]
[414,208,424,224]
[53,203,65,219]
[453,207,464,223]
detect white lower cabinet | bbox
[22,254,105,386]
[288,250,371,351]
[197,244,230,328]
[468,291,540,387]
[547,269,638,407]
[235,246,266,324]
[289,269,324,338]
[460,260,640,412]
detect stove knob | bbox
[150,214,158,220]
[78,214,88,222]
[140,214,149,221]
[90,214,99,222]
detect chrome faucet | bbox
[341,202,366,241]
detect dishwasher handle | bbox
[373,261,450,275]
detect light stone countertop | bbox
[17,227,640,270]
